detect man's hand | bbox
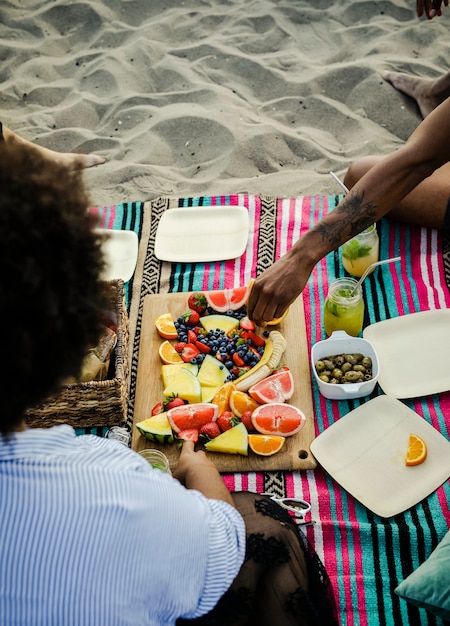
[246,248,313,325]
[417,0,448,18]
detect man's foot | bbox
[382,71,447,118]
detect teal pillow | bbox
[395,530,450,620]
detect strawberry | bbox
[178,429,199,443]
[242,329,265,347]
[188,293,207,315]
[239,316,255,331]
[232,352,246,367]
[199,421,221,439]
[174,341,186,353]
[187,329,198,343]
[240,410,254,432]
[195,340,211,354]
[217,411,239,432]
[151,401,164,415]
[181,343,200,363]
[164,396,186,411]
[182,310,201,326]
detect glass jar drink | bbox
[138,449,172,474]
[341,224,379,277]
[323,277,365,337]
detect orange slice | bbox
[159,340,183,364]
[212,381,236,414]
[229,390,261,418]
[155,313,178,340]
[248,434,285,456]
[405,433,427,466]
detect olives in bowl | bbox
[311,331,380,400]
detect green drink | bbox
[323,278,365,337]
[138,449,172,474]
[341,224,379,277]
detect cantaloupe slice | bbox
[161,363,198,389]
[163,368,202,404]
[205,422,248,456]
[199,314,240,334]
[197,355,230,388]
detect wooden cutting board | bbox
[132,292,317,471]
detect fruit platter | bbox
[132,286,316,472]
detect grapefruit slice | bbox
[251,403,305,437]
[205,285,251,313]
[248,368,294,404]
[248,434,285,456]
[167,402,219,433]
[204,422,248,455]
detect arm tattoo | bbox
[315,190,377,247]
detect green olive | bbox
[344,354,357,365]
[319,374,330,383]
[344,370,364,383]
[315,360,325,372]
[362,357,372,369]
[331,368,343,379]
[353,364,366,373]
[323,359,335,371]
[341,362,352,373]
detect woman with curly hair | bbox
[0,141,337,626]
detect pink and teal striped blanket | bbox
[91,194,450,626]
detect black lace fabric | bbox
[177,492,338,626]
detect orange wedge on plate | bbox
[405,433,427,466]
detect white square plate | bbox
[154,205,249,263]
[363,309,450,398]
[95,229,138,282]
[310,395,450,517]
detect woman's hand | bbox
[173,440,235,506]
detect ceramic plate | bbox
[95,229,139,282]
[154,205,249,263]
[363,309,450,398]
[310,395,450,517]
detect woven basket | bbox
[25,280,129,429]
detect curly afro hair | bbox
[0,142,107,433]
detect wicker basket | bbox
[25,280,129,429]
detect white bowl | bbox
[311,331,380,400]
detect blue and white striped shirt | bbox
[0,425,245,625]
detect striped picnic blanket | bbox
[91,195,450,626]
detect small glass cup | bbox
[106,426,131,446]
[323,277,365,337]
[341,224,379,277]
[138,449,172,474]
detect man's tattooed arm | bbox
[314,190,378,248]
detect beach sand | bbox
[1,0,449,207]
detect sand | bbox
[1,0,450,206]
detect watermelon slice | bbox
[136,413,174,444]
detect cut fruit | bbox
[159,340,183,364]
[266,307,290,326]
[135,412,174,444]
[205,285,251,313]
[199,314,240,334]
[155,313,178,339]
[248,368,294,404]
[167,402,219,433]
[234,336,274,391]
[197,354,231,388]
[248,434,285,456]
[251,403,305,437]
[212,381,236,414]
[229,389,261,417]
[204,422,248,455]
[163,367,202,404]
[161,363,198,388]
[178,429,199,443]
[405,433,427,466]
